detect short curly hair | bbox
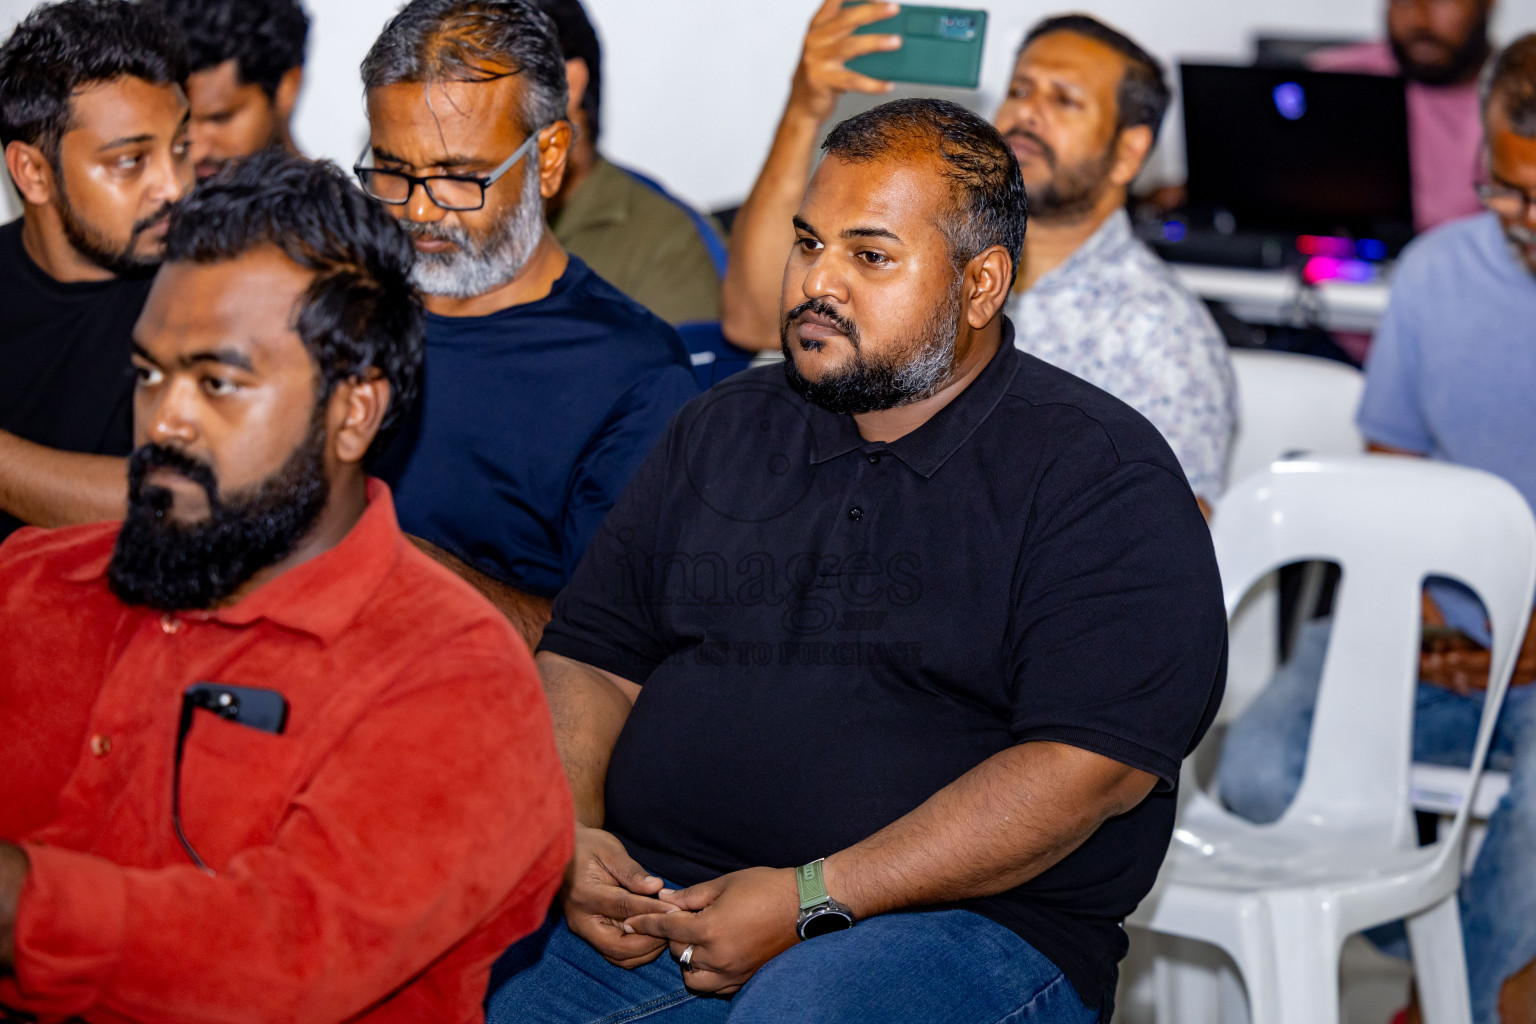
[149,0,309,97]
[0,0,187,166]
[823,98,1027,289]
[165,151,426,460]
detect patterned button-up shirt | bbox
[1013,209,1238,501]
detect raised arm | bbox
[0,431,127,528]
[719,0,900,350]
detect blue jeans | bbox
[486,904,1099,1024]
[1216,618,1536,1024]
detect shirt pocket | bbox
[177,711,305,868]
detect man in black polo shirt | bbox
[0,0,192,542]
[486,98,1226,1024]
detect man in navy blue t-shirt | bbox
[358,0,698,645]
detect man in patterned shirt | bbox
[723,7,1235,513]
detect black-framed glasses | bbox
[353,129,541,212]
[1476,179,1536,220]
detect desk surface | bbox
[1172,264,1391,334]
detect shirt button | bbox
[160,613,182,635]
[867,454,882,465]
[90,734,112,757]
[848,507,865,522]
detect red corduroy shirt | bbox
[0,481,574,1024]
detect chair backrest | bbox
[1226,349,1365,485]
[1212,456,1536,850]
[1220,351,1366,722]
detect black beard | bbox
[55,186,170,278]
[779,292,960,416]
[1007,128,1118,224]
[107,417,330,611]
[1391,16,1491,86]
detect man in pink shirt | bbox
[1310,0,1493,232]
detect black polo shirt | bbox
[540,318,1227,1017]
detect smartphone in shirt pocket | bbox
[843,3,988,90]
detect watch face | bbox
[800,908,854,939]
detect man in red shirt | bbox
[0,151,573,1024]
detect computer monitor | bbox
[1252,34,1362,68]
[1179,63,1414,251]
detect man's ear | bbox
[5,140,57,207]
[1109,124,1154,189]
[963,245,1015,330]
[536,119,573,200]
[564,57,589,127]
[329,369,391,466]
[273,66,304,126]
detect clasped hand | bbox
[564,827,806,993]
[625,866,802,996]
[564,828,801,993]
[562,826,681,968]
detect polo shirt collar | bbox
[806,318,1021,478]
[64,478,406,645]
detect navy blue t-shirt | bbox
[376,255,699,597]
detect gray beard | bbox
[1506,220,1536,278]
[406,157,544,299]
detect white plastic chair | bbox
[1221,351,1364,725]
[1139,455,1536,1024]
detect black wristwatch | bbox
[795,859,855,939]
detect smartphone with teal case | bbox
[844,3,987,90]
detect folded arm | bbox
[0,431,127,528]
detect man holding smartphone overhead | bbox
[724,4,1235,515]
[0,152,572,1024]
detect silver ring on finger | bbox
[680,944,696,972]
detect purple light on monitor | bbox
[1273,82,1307,121]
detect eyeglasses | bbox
[1475,179,1536,220]
[353,129,542,212]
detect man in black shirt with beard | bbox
[0,0,192,541]
[487,99,1226,1024]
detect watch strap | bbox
[796,859,830,911]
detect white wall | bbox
[4,0,1536,214]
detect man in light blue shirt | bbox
[1218,34,1536,1024]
